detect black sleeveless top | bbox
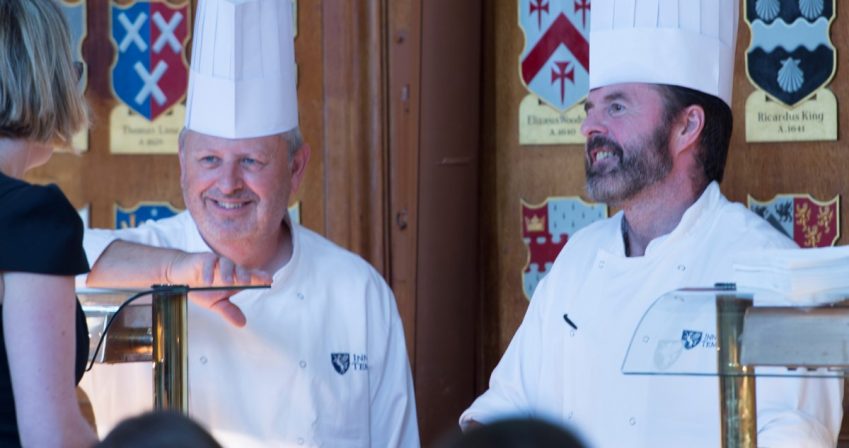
[0,172,90,446]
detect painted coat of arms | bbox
[521,197,606,300]
[745,0,836,107]
[748,194,840,247]
[110,1,190,121]
[115,202,182,229]
[518,0,590,111]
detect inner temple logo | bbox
[681,330,703,350]
[331,353,368,375]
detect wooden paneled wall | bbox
[27,1,188,226]
[478,0,849,443]
[27,0,328,233]
[478,1,590,385]
[27,1,483,445]
[413,0,481,444]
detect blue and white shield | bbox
[331,353,350,375]
[115,202,181,229]
[745,0,836,107]
[521,196,607,300]
[681,330,703,350]
[518,0,590,111]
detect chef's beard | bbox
[584,124,673,205]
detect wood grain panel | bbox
[387,0,422,370]
[413,0,482,443]
[293,0,326,235]
[322,0,389,275]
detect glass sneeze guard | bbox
[622,288,849,378]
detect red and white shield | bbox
[521,196,607,300]
[748,193,840,248]
[518,0,590,111]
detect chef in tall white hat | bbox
[80,0,420,446]
[460,1,842,447]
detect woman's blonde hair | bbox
[0,0,89,145]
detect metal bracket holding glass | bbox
[79,284,270,414]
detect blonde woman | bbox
[0,0,97,446]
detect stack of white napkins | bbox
[733,246,849,306]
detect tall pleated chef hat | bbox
[185,0,297,138]
[589,0,739,106]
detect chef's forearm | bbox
[86,240,181,287]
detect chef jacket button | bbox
[629,417,636,426]
[297,292,305,300]
[200,356,208,365]
[597,260,605,269]
[569,330,576,337]
[297,437,305,445]
[567,412,573,420]
[642,336,650,343]
[299,360,307,368]
[676,264,686,271]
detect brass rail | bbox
[716,295,756,448]
[152,286,189,413]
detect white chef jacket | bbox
[80,212,419,448]
[461,182,843,448]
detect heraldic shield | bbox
[111,1,190,121]
[521,197,606,300]
[115,202,181,229]
[745,0,836,108]
[748,193,840,248]
[518,0,590,112]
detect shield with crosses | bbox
[518,0,590,112]
[110,0,190,121]
[748,193,840,248]
[521,197,607,300]
[744,0,836,108]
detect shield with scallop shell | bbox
[744,0,836,108]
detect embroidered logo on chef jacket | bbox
[331,353,368,375]
[681,330,716,350]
